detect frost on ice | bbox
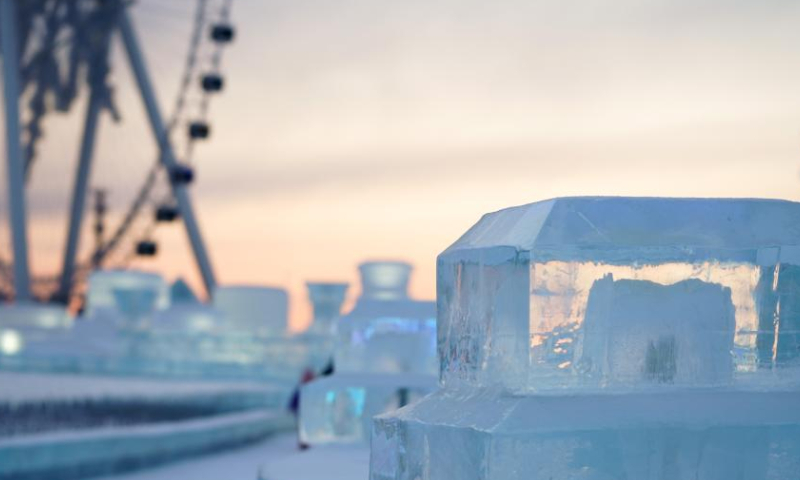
[371,197,800,480]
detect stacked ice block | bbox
[371,197,800,480]
[300,262,437,445]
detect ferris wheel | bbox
[0,0,236,304]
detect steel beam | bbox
[1,0,32,301]
[117,7,217,296]
[56,90,104,302]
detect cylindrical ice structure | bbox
[213,285,288,336]
[306,282,348,333]
[359,261,411,300]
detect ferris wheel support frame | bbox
[117,6,217,297]
[56,80,107,302]
[1,0,32,301]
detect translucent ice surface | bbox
[213,286,289,335]
[372,389,800,480]
[436,197,800,392]
[300,373,437,445]
[371,197,800,480]
[300,262,437,446]
[334,262,436,375]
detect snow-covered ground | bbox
[91,432,370,480]
[96,432,300,480]
[260,443,369,480]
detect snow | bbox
[261,444,369,480]
[96,433,300,480]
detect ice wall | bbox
[213,285,288,335]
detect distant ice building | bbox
[334,262,437,375]
[213,285,288,335]
[300,261,437,445]
[0,303,72,359]
[371,197,800,480]
[85,269,169,319]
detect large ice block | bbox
[435,197,800,391]
[213,285,289,335]
[372,389,800,480]
[371,197,800,480]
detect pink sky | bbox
[7,0,800,329]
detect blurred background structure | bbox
[0,0,234,306]
[2,1,800,329]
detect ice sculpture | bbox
[213,285,288,335]
[371,197,800,480]
[295,282,350,373]
[170,277,200,304]
[299,262,437,445]
[334,262,437,374]
[0,304,72,359]
[306,282,349,334]
[85,269,169,319]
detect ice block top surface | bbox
[443,197,800,263]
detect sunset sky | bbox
[4,0,800,329]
